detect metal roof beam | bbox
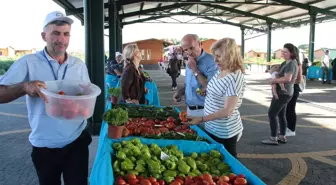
[272,0,336,17]
[119,3,193,19]
[206,4,293,26]
[117,0,288,6]
[280,5,336,21]
[240,0,325,24]
[226,4,268,21]
[119,11,264,32]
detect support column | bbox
[267,22,272,63]
[84,0,105,135]
[115,16,121,52]
[309,12,316,63]
[109,0,117,60]
[120,25,123,51]
[240,27,245,58]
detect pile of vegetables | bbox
[124,117,208,142]
[112,139,248,185]
[112,104,180,121]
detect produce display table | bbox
[307,66,333,81]
[90,103,265,185]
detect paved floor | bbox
[0,70,335,185]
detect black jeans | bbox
[31,130,92,185]
[286,85,300,132]
[322,66,330,82]
[206,131,239,158]
[268,95,292,137]
[171,73,177,88]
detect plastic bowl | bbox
[40,80,102,121]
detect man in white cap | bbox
[105,51,124,98]
[0,11,91,185]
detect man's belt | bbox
[188,105,204,110]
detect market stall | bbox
[307,66,333,81]
[89,103,265,185]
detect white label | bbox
[160,151,170,160]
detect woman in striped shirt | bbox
[185,38,246,158]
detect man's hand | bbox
[23,81,48,103]
[173,92,182,102]
[187,56,197,72]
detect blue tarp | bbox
[90,103,265,185]
[307,66,333,80]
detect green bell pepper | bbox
[191,152,198,159]
[163,176,175,183]
[163,170,177,177]
[209,150,221,158]
[113,143,122,150]
[121,159,134,171]
[116,151,126,160]
[178,162,191,174]
[186,158,197,170]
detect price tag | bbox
[160,151,170,160]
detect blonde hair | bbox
[123,43,138,63]
[210,38,245,73]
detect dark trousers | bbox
[171,73,177,88]
[206,131,238,158]
[268,95,292,137]
[286,85,300,132]
[31,130,92,185]
[322,66,330,82]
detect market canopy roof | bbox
[54,0,336,34]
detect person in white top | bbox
[183,38,246,158]
[0,11,91,185]
[322,50,331,84]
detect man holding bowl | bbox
[0,11,91,185]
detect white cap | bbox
[43,11,74,29]
[116,52,122,57]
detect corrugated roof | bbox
[53,0,336,35]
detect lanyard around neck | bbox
[42,51,68,80]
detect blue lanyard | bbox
[42,51,68,80]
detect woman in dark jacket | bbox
[121,44,146,105]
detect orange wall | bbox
[314,49,324,60]
[0,48,8,56]
[123,39,163,65]
[201,39,217,54]
[247,51,266,59]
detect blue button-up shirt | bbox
[185,51,218,106]
[0,49,90,148]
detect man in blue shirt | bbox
[0,11,91,185]
[173,34,218,128]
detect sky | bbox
[1,0,336,52]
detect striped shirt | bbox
[204,70,246,139]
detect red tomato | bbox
[128,178,139,185]
[174,179,184,185]
[184,179,194,185]
[157,179,165,185]
[137,176,145,181]
[217,180,229,185]
[185,176,193,181]
[80,107,90,117]
[167,116,174,123]
[169,181,181,185]
[140,179,152,185]
[154,119,160,124]
[212,176,219,182]
[117,179,127,185]
[233,178,247,185]
[219,176,230,183]
[126,173,136,179]
[202,174,212,181]
[58,91,65,95]
[147,177,157,184]
[160,128,169,133]
[122,128,130,137]
[175,176,184,181]
[237,174,245,179]
[141,117,148,121]
[152,182,159,185]
[63,109,78,119]
[228,174,236,182]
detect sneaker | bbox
[262,138,278,145]
[286,128,296,137]
[278,137,287,144]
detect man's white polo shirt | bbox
[0,49,91,148]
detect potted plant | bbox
[108,87,121,104]
[103,107,128,139]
